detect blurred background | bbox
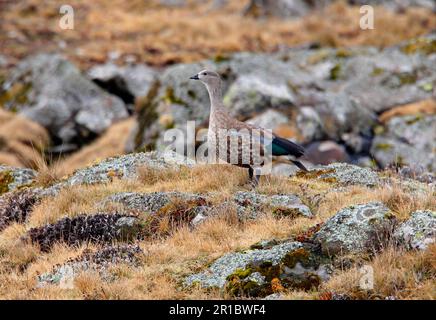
[0,0,435,179]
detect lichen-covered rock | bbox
[297,163,381,187]
[0,165,36,194]
[27,213,141,252]
[394,210,435,250]
[100,191,208,214]
[0,54,128,151]
[313,202,396,255]
[51,151,194,189]
[185,241,331,297]
[371,114,436,172]
[233,191,313,219]
[0,189,40,231]
[38,245,144,287]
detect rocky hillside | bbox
[0,151,434,299]
[0,0,435,300]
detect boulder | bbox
[304,141,350,165]
[371,114,436,172]
[233,191,313,219]
[313,202,396,255]
[87,62,157,105]
[185,241,332,297]
[394,210,435,250]
[51,151,194,189]
[296,163,381,187]
[0,54,128,150]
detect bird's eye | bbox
[202,72,207,76]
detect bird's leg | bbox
[248,166,260,188]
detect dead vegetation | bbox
[1,1,435,69]
[0,163,434,299]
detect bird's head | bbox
[190,69,221,87]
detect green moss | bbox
[226,268,253,280]
[0,82,32,109]
[373,125,385,135]
[397,72,418,86]
[282,248,310,268]
[401,38,436,55]
[134,80,160,151]
[0,170,13,195]
[405,114,423,125]
[329,63,342,81]
[213,54,231,63]
[296,168,337,184]
[164,87,187,106]
[375,143,393,151]
[420,83,433,92]
[335,49,352,58]
[371,67,385,77]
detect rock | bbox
[38,245,144,287]
[313,202,396,255]
[243,0,322,18]
[349,0,436,11]
[398,166,434,184]
[233,191,313,219]
[295,107,324,143]
[185,241,332,297]
[0,189,40,231]
[27,213,141,252]
[296,163,381,187]
[0,165,36,194]
[52,151,194,189]
[394,210,435,250]
[0,54,128,150]
[304,141,350,165]
[246,109,290,132]
[87,63,157,105]
[223,75,295,120]
[100,191,208,215]
[371,115,436,172]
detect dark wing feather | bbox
[271,136,305,158]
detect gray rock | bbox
[185,241,331,297]
[297,163,381,187]
[371,115,436,172]
[313,202,396,255]
[43,151,194,195]
[87,62,157,100]
[246,109,290,131]
[296,107,324,143]
[1,54,128,149]
[0,165,36,194]
[223,74,295,120]
[243,0,322,18]
[394,210,435,250]
[233,191,313,219]
[100,191,207,215]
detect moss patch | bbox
[401,38,436,55]
[0,170,13,195]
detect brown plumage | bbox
[190,69,307,185]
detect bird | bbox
[190,69,307,186]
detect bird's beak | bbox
[190,74,199,80]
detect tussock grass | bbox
[0,162,434,299]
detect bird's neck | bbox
[205,82,225,115]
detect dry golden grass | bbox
[0,163,434,299]
[322,245,436,300]
[1,1,434,68]
[0,109,50,169]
